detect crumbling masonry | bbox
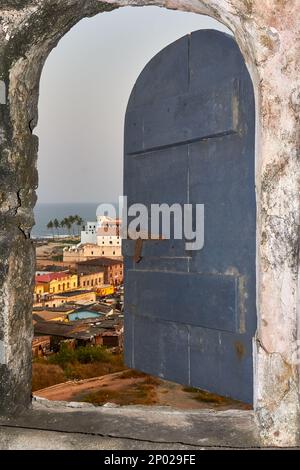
[0,0,299,447]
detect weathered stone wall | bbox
[0,0,299,446]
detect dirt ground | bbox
[34,371,251,411]
[36,242,63,258]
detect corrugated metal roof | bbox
[34,321,109,341]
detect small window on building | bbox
[102,251,104,255]
[83,281,86,287]
[87,280,90,286]
[91,251,94,255]
[91,280,94,286]
[73,282,76,287]
[113,251,115,255]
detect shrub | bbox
[75,345,112,364]
[48,343,77,367]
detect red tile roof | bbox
[35,272,68,283]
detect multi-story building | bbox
[63,242,122,263]
[34,272,78,300]
[78,271,104,289]
[76,257,123,286]
[34,289,97,309]
[80,221,97,245]
[96,234,121,255]
[96,216,122,255]
[77,216,122,259]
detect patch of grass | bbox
[142,375,162,386]
[182,386,233,405]
[182,386,198,393]
[64,362,124,381]
[118,369,149,380]
[33,345,125,387]
[47,344,122,368]
[83,381,158,406]
[118,369,162,386]
[32,363,65,392]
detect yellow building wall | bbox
[35,274,78,296]
[34,283,49,295]
[48,274,78,294]
[97,285,115,296]
[78,272,104,288]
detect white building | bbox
[78,216,122,257]
[80,221,97,245]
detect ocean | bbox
[32,202,100,238]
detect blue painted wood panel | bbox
[124,30,256,404]
[126,270,241,333]
[125,80,238,154]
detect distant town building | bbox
[63,242,122,262]
[97,216,122,255]
[96,284,115,297]
[34,272,78,301]
[32,336,51,357]
[76,257,123,286]
[80,221,97,245]
[67,304,113,321]
[34,313,123,349]
[34,289,97,309]
[32,310,68,323]
[76,216,122,260]
[78,271,104,289]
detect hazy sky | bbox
[36,6,230,204]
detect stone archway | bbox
[0,1,299,447]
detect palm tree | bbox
[75,215,84,236]
[60,218,66,235]
[53,218,60,238]
[46,220,54,239]
[68,215,76,237]
[69,215,77,237]
[64,218,72,237]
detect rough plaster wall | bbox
[0,0,299,447]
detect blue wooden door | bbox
[123,30,256,403]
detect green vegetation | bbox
[46,214,84,237]
[83,379,159,406]
[46,220,54,239]
[182,386,239,405]
[32,344,125,391]
[48,344,114,367]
